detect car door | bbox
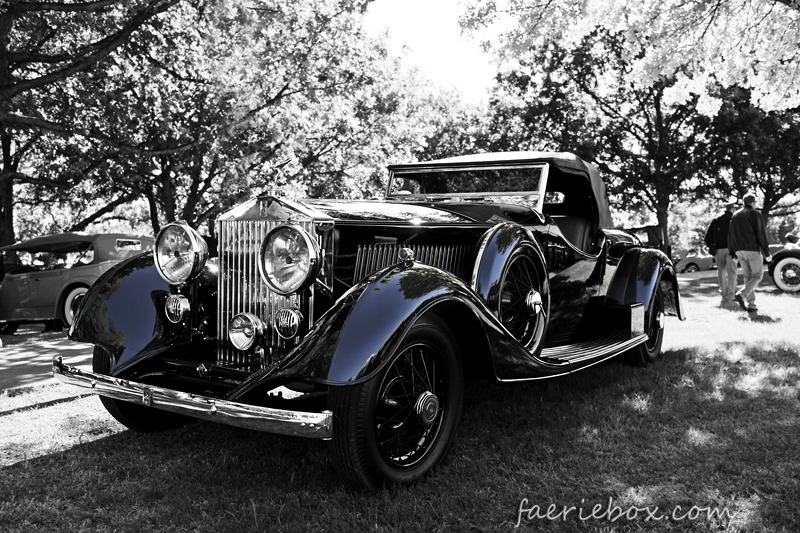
[27,253,65,318]
[0,251,33,320]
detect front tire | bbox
[92,346,193,432]
[684,264,699,273]
[329,314,463,490]
[773,256,800,292]
[628,287,665,366]
[62,286,88,327]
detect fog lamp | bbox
[229,313,263,351]
[164,294,190,324]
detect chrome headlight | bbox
[229,313,263,351]
[154,222,209,285]
[258,225,320,295]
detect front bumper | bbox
[52,356,333,440]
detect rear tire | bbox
[684,264,699,273]
[93,346,193,432]
[329,314,463,490]
[628,288,665,366]
[0,322,19,335]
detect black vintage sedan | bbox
[54,151,685,490]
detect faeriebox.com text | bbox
[516,497,736,527]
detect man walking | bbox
[704,198,739,304]
[728,192,772,312]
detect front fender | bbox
[229,261,548,400]
[69,253,210,375]
[605,248,685,320]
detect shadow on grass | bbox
[1,342,798,532]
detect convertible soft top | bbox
[1,233,153,262]
[388,151,614,229]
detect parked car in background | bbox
[769,244,800,293]
[0,233,154,334]
[674,248,716,273]
[54,152,685,489]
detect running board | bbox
[538,334,649,366]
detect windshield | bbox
[387,164,547,210]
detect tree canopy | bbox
[462,0,800,113]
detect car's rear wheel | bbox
[92,346,194,432]
[329,314,463,490]
[496,245,549,354]
[684,263,699,273]
[628,287,665,366]
[773,256,800,292]
[61,286,88,327]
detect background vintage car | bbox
[769,244,800,292]
[55,151,684,490]
[673,248,716,273]
[0,233,154,334]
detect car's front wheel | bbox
[773,256,800,292]
[329,314,463,490]
[92,346,194,432]
[62,286,88,327]
[684,263,699,273]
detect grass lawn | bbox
[1,271,798,532]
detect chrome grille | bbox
[354,244,473,282]
[217,219,316,363]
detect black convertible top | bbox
[388,151,613,228]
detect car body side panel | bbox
[604,248,685,320]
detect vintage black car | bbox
[54,151,685,490]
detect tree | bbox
[700,86,800,231]
[479,31,708,252]
[0,0,186,245]
[462,0,800,112]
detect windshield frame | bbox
[386,163,549,212]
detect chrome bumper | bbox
[52,356,332,440]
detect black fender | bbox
[68,252,217,375]
[229,260,555,401]
[471,222,550,313]
[768,248,800,276]
[605,248,685,320]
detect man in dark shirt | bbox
[728,192,772,311]
[704,198,738,304]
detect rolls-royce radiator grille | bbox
[354,244,473,283]
[217,219,316,364]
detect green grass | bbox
[1,271,798,532]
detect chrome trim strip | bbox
[52,357,332,440]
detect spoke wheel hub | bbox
[525,289,543,316]
[414,391,440,426]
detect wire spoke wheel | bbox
[330,314,463,490]
[774,257,800,292]
[497,246,547,350]
[376,345,444,467]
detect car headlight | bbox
[259,225,320,295]
[229,313,263,351]
[154,222,209,285]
